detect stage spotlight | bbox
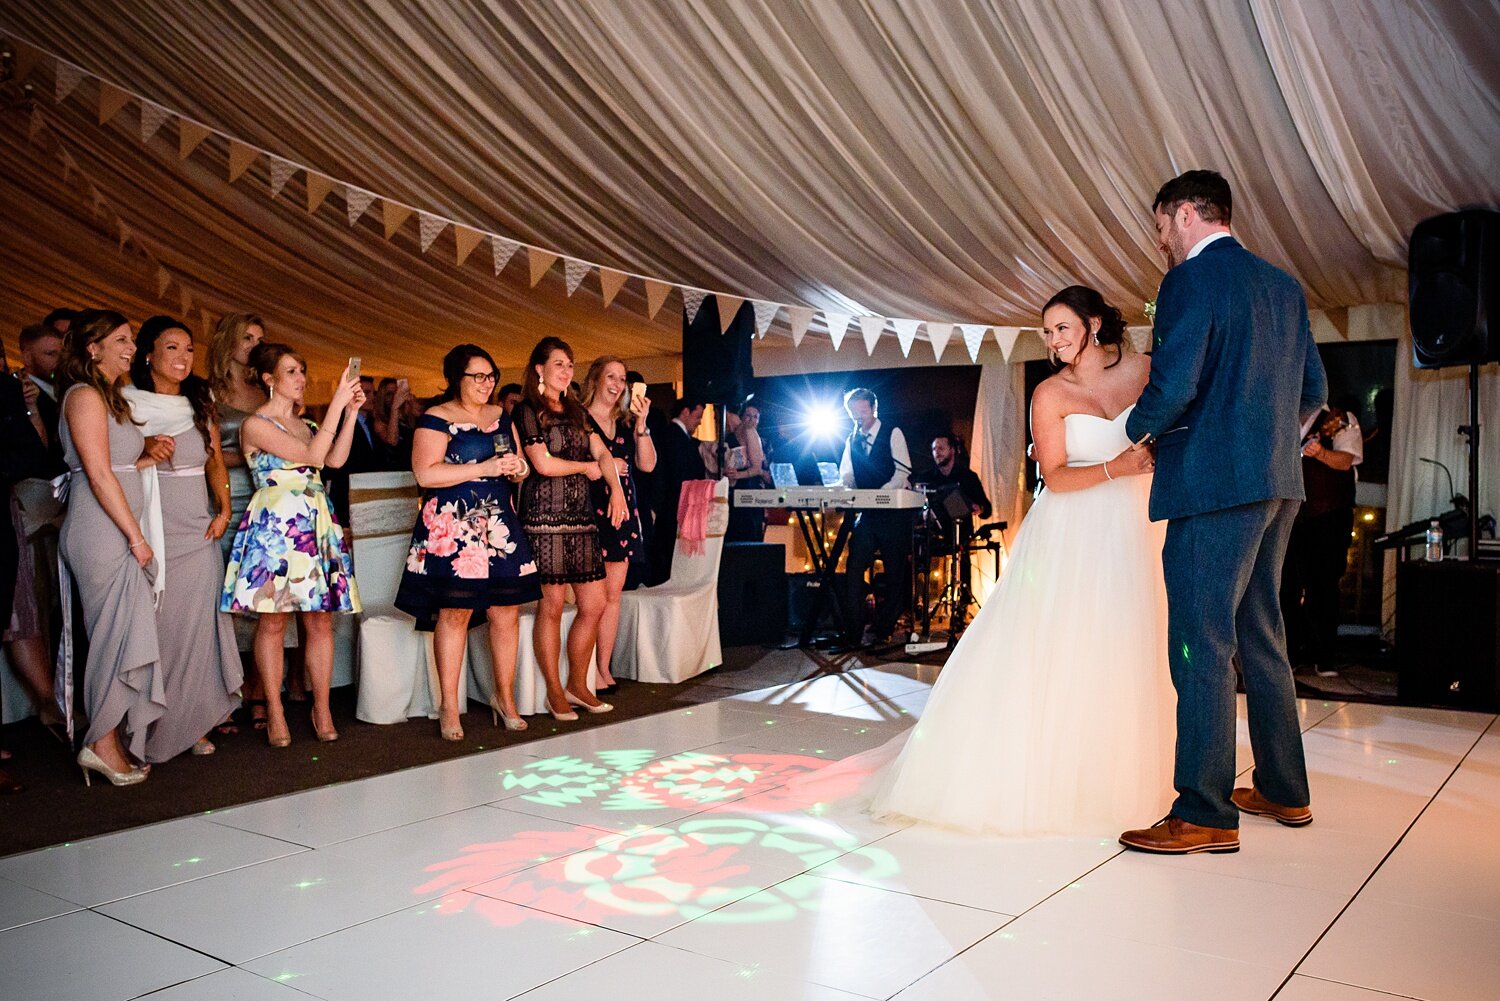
[801,401,846,441]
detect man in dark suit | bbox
[1121,170,1327,855]
[326,375,384,528]
[647,396,706,585]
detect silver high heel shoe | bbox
[488,695,528,732]
[564,692,614,715]
[78,747,147,787]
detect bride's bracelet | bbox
[1102,460,1114,481]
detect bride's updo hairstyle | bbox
[1042,285,1127,370]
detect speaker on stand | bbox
[682,296,755,472]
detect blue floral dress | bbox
[394,413,540,631]
[220,416,361,615]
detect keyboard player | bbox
[837,388,915,648]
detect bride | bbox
[858,285,1176,837]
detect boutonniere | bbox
[1143,299,1157,325]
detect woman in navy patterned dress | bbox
[395,345,539,741]
[581,357,655,693]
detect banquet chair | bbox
[348,472,468,723]
[612,477,729,683]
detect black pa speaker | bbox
[1408,209,1500,369]
[1396,560,1500,712]
[682,296,754,405]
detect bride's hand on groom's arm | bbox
[1110,444,1156,478]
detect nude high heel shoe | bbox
[564,692,614,715]
[78,747,146,787]
[488,695,528,732]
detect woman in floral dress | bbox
[395,344,539,741]
[221,343,363,747]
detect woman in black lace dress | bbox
[514,337,627,720]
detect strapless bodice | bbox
[1063,404,1135,466]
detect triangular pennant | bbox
[752,300,780,338]
[268,157,296,198]
[599,268,629,308]
[156,267,172,300]
[682,288,708,324]
[892,318,921,357]
[993,326,1024,362]
[199,306,213,334]
[179,286,193,318]
[89,187,105,220]
[13,42,43,83]
[139,101,170,143]
[644,279,672,319]
[28,106,44,144]
[345,187,375,226]
[98,82,131,125]
[454,226,484,267]
[716,294,744,334]
[417,212,446,253]
[178,119,211,159]
[491,235,520,274]
[927,322,954,362]
[960,323,988,362]
[859,316,886,355]
[528,248,559,287]
[381,200,412,239]
[54,60,84,102]
[824,311,852,350]
[115,220,130,253]
[59,149,76,185]
[227,141,258,182]
[787,306,813,346]
[306,173,334,213]
[564,258,591,296]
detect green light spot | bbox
[1180,642,1192,663]
[311,756,319,762]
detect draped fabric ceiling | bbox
[1,1,1497,391]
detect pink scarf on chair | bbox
[677,479,717,556]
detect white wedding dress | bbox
[859,405,1176,837]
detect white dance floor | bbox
[1,663,1495,1001]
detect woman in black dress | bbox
[580,357,656,693]
[514,337,627,720]
[395,345,539,741]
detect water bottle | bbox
[1425,519,1443,562]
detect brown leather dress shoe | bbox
[1231,786,1312,827]
[1119,816,1239,855]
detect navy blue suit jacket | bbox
[1125,236,1327,522]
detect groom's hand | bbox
[1112,443,1156,477]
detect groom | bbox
[1121,170,1327,855]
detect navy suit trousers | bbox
[1163,498,1310,828]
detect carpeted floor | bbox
[0,644,884,857]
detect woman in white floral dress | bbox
[395,345,538,742]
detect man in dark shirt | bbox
[913,433,992,531]
[838,388,914,647]
[648,396,707,584]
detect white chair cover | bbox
[348,472,466,724]
[0,652,35,724]
[613,478,729,683]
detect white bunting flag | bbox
[268,157,296,198]
[682,288,708,324]
[751,300,780,338]
[528,248,559,287]
[716,294,744,334]
[156,267,172,300]
[345,187,374,226]
[993,326,1024,362]
[492,235,520,275]
[28,106,43,144]
[139,102,170,143]
[859,315,886,355]
[960,323,988,362]
[98,82,131,125]
[60,149,76,184]
[54,60,84,102]
[927,322,954,362]
[644,279,672,319]
[454,226,484,267]
[824,311,852,350]
[417,212,446,253]
[892,318,920,357]
[305,173,334,213]
[787,306,813,346]
[564,258,590,296]
[179,286,192,318]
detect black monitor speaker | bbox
[1408,209,1500,369]
[682,296,754,405]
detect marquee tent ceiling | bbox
[1,1,1496,386]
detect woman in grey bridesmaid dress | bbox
[57,311,163,786]
[125,316,242,762]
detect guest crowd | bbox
[0,308,729,793]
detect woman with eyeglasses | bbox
[395,345,539,741]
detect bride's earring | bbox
[1091,326,1100,347]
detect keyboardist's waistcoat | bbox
[848,423,896,488]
